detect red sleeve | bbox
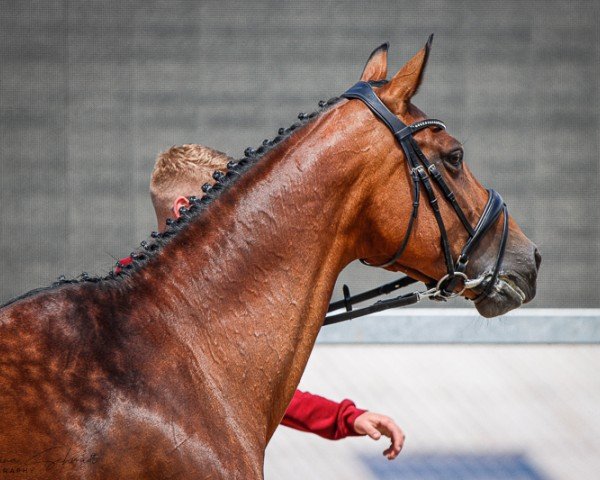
[280,389,367,440]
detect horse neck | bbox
[132,104,387,444]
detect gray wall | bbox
[1,0,598,308]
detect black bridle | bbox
[324,81,509,325]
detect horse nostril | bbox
[534,248,542,270]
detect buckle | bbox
[411,165,427,178]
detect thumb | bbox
[364,424,382,440]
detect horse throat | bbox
[130,106,382,445]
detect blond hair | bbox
[150,144,233,225]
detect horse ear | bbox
[359,42,389,82]
[381,35,433,112]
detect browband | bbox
[342,82,447,142]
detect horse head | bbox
[341,38,540,318]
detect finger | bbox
[379,420,405,459]
[383,444,399,460]
[383,438,403,460]
[383,446,396,460]
[363,423,382,440]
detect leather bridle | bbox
[324,81,509,325]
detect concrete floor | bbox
[266,345,600,479]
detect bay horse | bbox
[0,39,539,479]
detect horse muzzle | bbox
[472,245,540,318]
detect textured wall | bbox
[0,0,598,308]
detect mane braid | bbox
[0,95,343,309]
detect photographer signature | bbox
[1,445,99,474]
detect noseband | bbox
[324,81,509,325]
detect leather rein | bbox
[324,81,509,326]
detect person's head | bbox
[150,144,233,232]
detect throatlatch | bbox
[324,81,509,326]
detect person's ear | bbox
[172,196,191,219]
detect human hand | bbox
[353,412,405,460]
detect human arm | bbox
[280,390,405,459]
[280,389,366,440]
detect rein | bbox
[324,81,509,326]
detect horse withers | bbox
[0,39,539,479]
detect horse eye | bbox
[445,149,464,168]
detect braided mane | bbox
[1,95,344,308]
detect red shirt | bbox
[282,390,365,440]
[115,257,366,439]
